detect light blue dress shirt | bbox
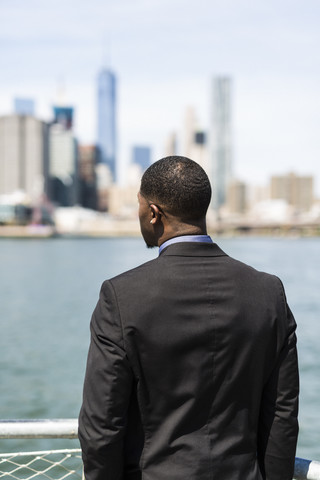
[159,235,213,254]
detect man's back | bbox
[79,241,298,480]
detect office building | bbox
[226,180,247,214]
[95,163,113,212]
[53,106,74,130]
[48,123,78,206]
[78,145,98,210]
[182,107,208,172]
[132,146,151,172]
[164,132,177,157]
[270,172,314,212]
[108,184,139,217]
[47,104,78,206]
[209,77,233,211]
[126,146,151,187]
[190,131,208,172]
[183,106,198,157]
[97,68,117,183]
[0,114,49,200]
[14,98,35,116]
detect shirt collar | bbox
[159,235,213,254]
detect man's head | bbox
[138,156,211,248]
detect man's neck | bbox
[157,220,207,247]
[158,234,213,254]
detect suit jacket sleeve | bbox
[78,280,133,480]
[257,281,299,480]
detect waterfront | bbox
[0,236,319,461]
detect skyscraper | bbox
[270,172,314,212]
[97,69,117,183]
[48,105,78,206]
[14,98,35,116]
[0,114,49,199]
[164,132,177,157]
[78,145,98,210]
[209,77,233,212]
[53,106,74,130]
[132,146,151,172]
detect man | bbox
[79,156,299,480]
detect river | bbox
[0,236,319,460]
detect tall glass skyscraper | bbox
[209,77,233,212]
[97,69,117,183]
[132,146,151,171]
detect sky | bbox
[1,0,320,192]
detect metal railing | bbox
[0,420,78,439]
[0,420,319,480]
[0,420,81,479]
[0,449,83,479]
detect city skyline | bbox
[0,108,318,224]
[1,0,320,193]
[1,86,319,203]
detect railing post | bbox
[294,457,320,480]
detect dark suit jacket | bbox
[78,242,299,480]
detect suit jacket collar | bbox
[159,241,227,258]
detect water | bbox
[0,236,319,460]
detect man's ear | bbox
[149,204,161,224]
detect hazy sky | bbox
[1,0,320,191]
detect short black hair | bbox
[140,156,211,220]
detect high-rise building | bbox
[0,114,49,200]
[47,105,78,206]
[226,180,247,214]
[190,131,208,172]
[270,172,314,211]
[14,98,35,116]
[183,106,197,157]
[95,163,113,211]
[182,107,208,172]
[78,145,98,210]
[48,122,78,206]
[97,69,117,183]
[164,132,177,157]
[132,146,151,172]
[209,77,233,212]
[126,146,151,187]
[53,106,74,130]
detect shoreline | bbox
[0,222,319,239]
